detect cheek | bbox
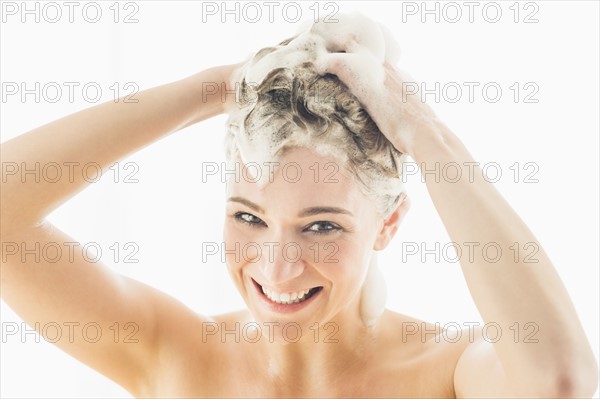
[224,216,262,243]
[313,239,370,290]
[222,222,244,272]
[223,220,264,274]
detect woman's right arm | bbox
[0,64,239,395]
[2,64,238,229]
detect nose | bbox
[259,240,305,285]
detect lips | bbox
[252,278,323,307]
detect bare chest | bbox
[148,345,457,398]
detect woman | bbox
[1,14,598,398]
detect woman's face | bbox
[223,146,389,330]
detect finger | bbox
[321,53,367,89]
[316,52,384,93]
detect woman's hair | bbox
[225,38,407,218]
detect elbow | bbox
[519,355,599,398]
[549,359,599,398]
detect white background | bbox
[1,1,598,397]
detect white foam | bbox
[241,11,399,87]
[242,31,324,85]
[232,11,403,190]
[360,252,387,327]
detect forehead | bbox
[226,147,374,215]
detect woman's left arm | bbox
[318,53,598,398]
[410,121,598,398]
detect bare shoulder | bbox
[382,309,474,347]
[377,310,476,397]
[137,308,252,396]
[132,308,246,397]
[153,308,250,355]
[212,309,254,325]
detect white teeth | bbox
[260,285,316,305]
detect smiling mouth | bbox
[252,279,323,305]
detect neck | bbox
[255,300,381,395]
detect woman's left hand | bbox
[316,46,443,157]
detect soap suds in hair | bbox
[243,11,400,87]
[226,11,408,216]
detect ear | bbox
[373,193,410,251]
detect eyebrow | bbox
[227,197,354,217]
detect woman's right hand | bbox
[200,61,248,116]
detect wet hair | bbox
[224,39,407,218]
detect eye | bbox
[234,212,266,228]
[305,221,342,235]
